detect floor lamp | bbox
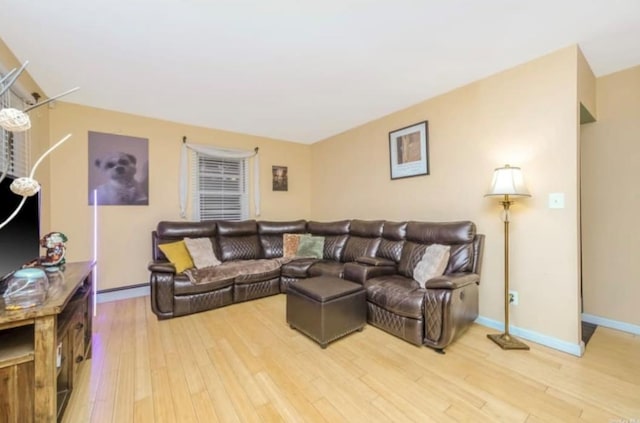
[485,164,530,350]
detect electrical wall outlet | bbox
[509,290,519,306]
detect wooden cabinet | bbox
[0,325,35,422]
[55,278,93,418]
[0,262,94,422]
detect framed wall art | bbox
[272,165,288,191]
[88,131,149,205]
[388,121,429,180]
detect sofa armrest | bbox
[344,261,396,284]
[148,261,176,274]
[425,273,480,290]
[149,264,177,319]
[423,276,479,349]
[355,256,396,267]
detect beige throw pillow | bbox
[413,244,451,288]
[184,237,220,269]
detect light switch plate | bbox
[549,193,565,209]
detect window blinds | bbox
[191,152,249,221]
[0,79,29,178]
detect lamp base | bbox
[487,333,530,350]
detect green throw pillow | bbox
[296,236,325,259]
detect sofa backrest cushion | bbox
[445,244,475,274]
[307,220,350,261]
[405,221,477,274]
[398,242,428,278]
[342,220,384,262]
[472,234,485,275]
[343,237,382,262]
[377,221,407,263]
[216,220,262,261]
[153,220,217,261]
[349,220,384,237]
[405,221,476,244]
[257,220,307,258]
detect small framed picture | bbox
[272,165,288,191]
[389,121,429,180]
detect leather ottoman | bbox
[286,276,366,348]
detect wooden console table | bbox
[0,261,94,422]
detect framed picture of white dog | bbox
[88,131,149,205]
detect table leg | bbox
[34,315,57,422]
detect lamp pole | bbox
[503,197,512,341]
[487,196,529,350]
[486,165,530,350]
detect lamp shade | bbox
[486,164,530,197]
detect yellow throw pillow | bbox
[158,240,194,273]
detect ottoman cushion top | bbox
[290,276,363,302]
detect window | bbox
[0,74,29,178]
[191,152,249,221]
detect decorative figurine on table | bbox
[40,232,68,270]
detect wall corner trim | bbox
[475,315,584,357]
[581,313,640,335]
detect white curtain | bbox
[180,143,260,218]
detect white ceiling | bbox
[1,1,639,144]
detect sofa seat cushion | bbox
[179,259,284,295]
[281,258,319,277]
[234,259,283,284]
[364,275,424,319]
[175,272,234,296]
[308,261,346,278]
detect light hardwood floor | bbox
[63,295,640,422]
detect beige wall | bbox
[48,103,311,290]
[577,47,597,120]
[581,65,640,326]
[311,46,583,346]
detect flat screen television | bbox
[0,175,41,281]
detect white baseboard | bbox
[97,285,150,304]
[475,316,585,357]
[581,313,640,335]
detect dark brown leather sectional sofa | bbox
[149,219,484,351]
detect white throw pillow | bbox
[413,244,451,288]
[184,237,221,269]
